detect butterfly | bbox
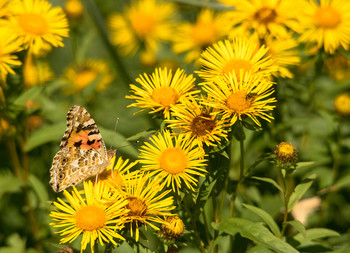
[49,105,115,192]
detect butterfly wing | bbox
[49,105,113,192]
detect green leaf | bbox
[113,242,136,253]
[213,218,299,253]
[13,86,43,107]
[295,162,315,169]
[243,204,280,236]
[293,228,340,244]
[29,174,49,204]
[288,174,316,212]
[252,176,283,194]
[285,220,306,238]
[0,171,24,198]
[99,127,139,158]
[25,122,66,151]
[334,173,350,190]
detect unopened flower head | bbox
[64,0,84,20]
[274,142,297,165]
[138,130,207,193]
[126,68,199,119]
[159,215,185,242]
[334,93,350,116]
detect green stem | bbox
[230,125,245,217]
[183,200,206,253]
[84,0,132,86]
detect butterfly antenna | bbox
[109,117,119,150]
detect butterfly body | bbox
[50,105,115,192]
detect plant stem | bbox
[230,124,245,217]
[84,0,132,86]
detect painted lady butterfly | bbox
[49,105,115,192]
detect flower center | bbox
[222,59,252,77]
[191,113,216,136]
[130,12,155,38]
[75,67,98,88]
[152,87,179,106]
[191,22,217,47]
[159,148,188,174]
[75,205,107,231]
[254,7,277,24]
[127,197,147,216]
[226,91,252,113]
[17,13,48,35]
[314,7,341,29]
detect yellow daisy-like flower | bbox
[122,175,175,242]
[0,0,12,19]
[63,59,114,94]
[9,0,69,54]
[197,38,275,82]
[23,54,54,87]
[97,156,140,193]
[227,0,303,39]
[167,96,229,148]
[260,34,301,79]
[50,181,128,253]
[108,0,175,56]
[172,9,231,63]
[126,68,199,119]
[138,130,207,193]
[299,0,350,54]
[201,72,276,126]
[324,54,350,81]
[64,0,84,20]
[334,93,350,116]
[0,26,22,81]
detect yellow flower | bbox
[299,0,350,54]
[159,215,185,242]
[50,181,128,253]
[0,26,23,81]
[9,0,69,54]
[63,59,114,94]
[334,93,350,116]
[172,9,231,63]
[201,72,276,126]
[64,0,83,20]
[23,54,53,87]
[122,175,175,242]
[97,156,140,193]
[261,34,301,79]
[274,142,297,165]
[324,54,350,81]
[126,68,199,119]
[167,96,229,148]
[108,0,175,56]
[227,0,303,39]
[138,130,207,193]
[197,38,275,82]
[0,0,12,19]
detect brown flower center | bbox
[191,113,216,136]
[127,197,147,217]
[254,7,277,24]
